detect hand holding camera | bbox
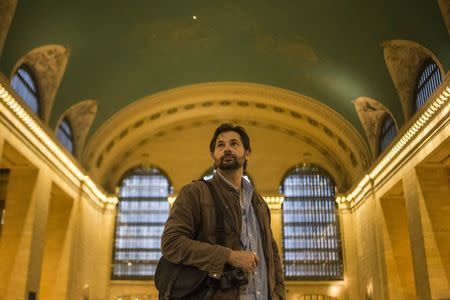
[227,250,259,273]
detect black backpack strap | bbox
[202,179,226,246]
[201,179,238,246]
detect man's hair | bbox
[209,123,251,153]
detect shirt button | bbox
[257,291,261,295]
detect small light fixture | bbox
[192,15,197,20]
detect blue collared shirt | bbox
[216,172,268,300]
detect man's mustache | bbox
[220,154,237,161]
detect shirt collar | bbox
[215,170,254,195]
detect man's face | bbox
[211,131,250,171]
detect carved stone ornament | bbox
[12,45,70,124]
[56,99,97,159]
[438,0,450,37]
[382,40,444,120]
[354,97,397,158]
[0,0,17,58]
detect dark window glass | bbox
[112,167,172,279]
[281,164,343,280]
[378,114,397,155]
[56,118,74,154]
[414,61,442,113]
[11,66,40,116]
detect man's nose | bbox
[223,145,232,152]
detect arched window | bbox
[112,167,172,279]
[281,164,343,280]
[413,60,442,113]
[56,118,74,154]
[378,114,397,155]
[202,167,252,184]
[10,65,40,116]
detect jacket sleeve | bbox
[161,184,231,276]
[266,203,286,300]
[271,233,286,299]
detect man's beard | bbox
[217,154,244,170]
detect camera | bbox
[219,268,249,289]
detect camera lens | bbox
[234,269,246,281]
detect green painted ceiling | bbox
[1,0,449,136]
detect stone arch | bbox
[0,0,17,58]
[82,82,371,194]
[382,40,445,121]
[353,96,398,158]
[55,100,97,159]
[11,44,70,124]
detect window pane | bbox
[10,66,40,116]
[56,119,74,154]
[112,167,171,279]
[414,61,442,113]
[378,115,397,154]
[281,164,343,280]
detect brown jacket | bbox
[161,175,285,299]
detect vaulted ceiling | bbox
[1,0,449,138]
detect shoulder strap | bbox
[201,179,238,246]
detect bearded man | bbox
[161,123,285,299]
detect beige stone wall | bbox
[0,84,115,300]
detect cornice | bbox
[338,74,450,210]
[0,74,117,210]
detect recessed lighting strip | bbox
[0,83,118,207]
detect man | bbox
[161,123,285,299]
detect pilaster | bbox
[402,168,432,300]
[0,168,52,300]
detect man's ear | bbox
[245,150,251,158]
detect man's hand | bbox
[226,250,259,273]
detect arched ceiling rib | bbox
[83,82,371,194]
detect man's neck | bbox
[217,169,243,190]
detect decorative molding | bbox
[56,99,97,159]
[0,0,17,58]
[354,97,398,158]
[337,74,450,209]
[11,45,70,124]
[102,117,353,194]
[0,74,116,208]
[382,40,445,121]
[83,82,370,192]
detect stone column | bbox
[270,206,283,256]
[339,208,359,299]
[0,132,4,163]
[403,168,432,300]
[415,166,450,298]
[38,186,74,300]
[0,168,52,300]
